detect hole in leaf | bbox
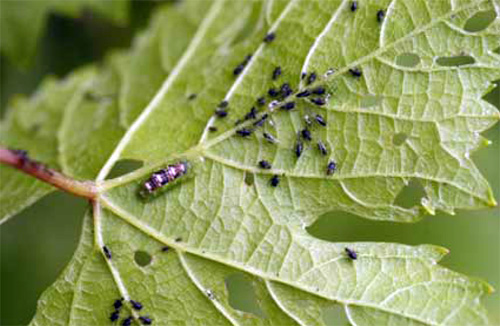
[482,79,499,107]
[322,304,350,326]
[395,53,420,67]
[392,132,408,146]
[244,172,255,186]
[105,159,143,179]
[463,10,496,32]
[394,179,426,209]
[436,55,475,67]
[225,273,265,318]
[134,250,152,267]
[360,95,381,108]
[494,47,500,55]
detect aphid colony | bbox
[108,298,152,325]
[141,162,188,195]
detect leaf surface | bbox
[1,0,499,325]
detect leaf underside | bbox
[1,0,499,325]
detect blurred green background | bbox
[1,2,499,325]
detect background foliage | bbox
[0,0,498,325]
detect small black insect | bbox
[142,162,189,194]
[254,114,268,127]
[301,128,312,141]
[311,98,326,106]
[263,32,276,43]
[263,132,277,143]
[349,68,362,77]
[326,160,337,175]
[270,175,280,187]
[215,108,228,118]
[377,9,385,23]
[257,97,266,106]
[345,247,357,260]
[350,1,358,12]
[258,160,272,169]
[161,246,170,252]
[301,72,307,79]
[219,100,229,108]
[296,90,311,98]
[237,128,253,137]
[208,126,218,132]
[295,141,304,158]
[130,300,143,311]
[312,87,325,95]
[307,72,317,85]
[103,246,112,260]
[110,311,120,322]
[280,83,293,98]
[187,93,197,100]
[114,298,123,310]
[317,141,328,156]
[272,66,282,80]
[281,102,295,110]
[245,107,258,120]
[175,237,182,242]
[234,119,242,126]
[233,64,244,75]
[243,54,252,64]
[139,316,153,325]
[268,88,279,97]
[315,114,327,126]
[122,316,133,326]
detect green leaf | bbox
[0,0,129,68]
[1,0,499,325]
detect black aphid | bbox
[187,93,197,100]
[307,72,317,85]
[263,32,276,43]
[110,311,120,322]
[281,102,295,110]
[315,114,327,126]
[272,66,282,80]
[237,128,253,137]
[345,247,357,260]
[257,97,266,106]
[280,83,293,98]
[219,100,228,108]
[215,108,228,118]
[349,68,362,77]
[326,160,337,175]
[301,128,312,141]
[233,64,244,75]
[103,246,112,260]
[312,87,325,95]
[243,54,252,64]
[142,162,188,194]
[161,246,170,252]
[350,1,358,12]
[254,114,268,127]
[311,98,326,106]
[295,141,303,158]
[208,126,218,132]
[175,237,182,242]
[270,175,280,187]
[122,316,133,326]
[296,90,311,98]
[317,141,328,156]
[268,88,279,97]
[245,107,258,120]
[114,298,123,310]
[258,160,272,169]
[130,300,143,311]
[234,119,242,126]
[377,9,385,23]
[139,316,153,325]
[301,72,307,79]
[263,132,277,143]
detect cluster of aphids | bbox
[109,298,152,325]
[140,162,189,196]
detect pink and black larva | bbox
[142,162,189,194]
